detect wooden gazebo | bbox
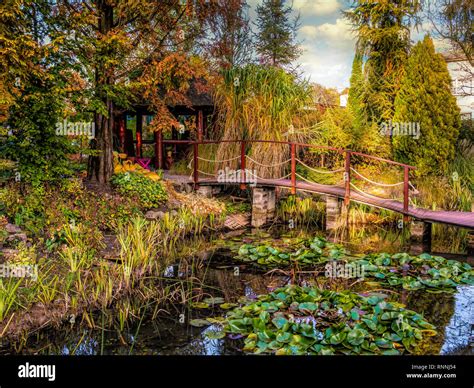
[113,82,213,169]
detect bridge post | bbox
[410,221,432,254]
[240,140,246,190]
[467,231,474,259]
[251,187,276,227]
[291,143,296,195]
[325,196,346,230]
[193,142,199,189]
[403,166,409,222]
[344,151,351,206]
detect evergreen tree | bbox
[393,35,461,175]
[344,1,421,123]
[347,50,365,129]
[255,0,301,68]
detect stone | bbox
[145,210,165,220]
[196,186,213,198]
[6,233,27,242]
[251,187,276,227]
[5,223,21,234]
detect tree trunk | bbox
[87,1,114,185]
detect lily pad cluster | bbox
[351,252,474,292]
[235,237,474,291]
[219,285,437,355]
[236,237,345,268]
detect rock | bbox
[5,223,21,234]
[6,233,27,242]
[170,210,178,217]
[145,210,165,220]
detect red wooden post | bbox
[344,151,351,205]
[136,131,142,158]
[136,114,142,158]
[291,143,296,195]
[154,130,163,169]
[403,165,409,222]
[240,140,246,190]
[193,141,199,188]
[119,117,125,152]
[197,110,204,142]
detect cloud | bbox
[293,0,341,16]
[300,18,355,49]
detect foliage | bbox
[214,65,315,177]
[393,36,461,175]
[217,285,436,355]
[344,0,421,123]
[236,236,345,268]
[255,0,301,68]
[111,172,168,210]
[202,0,253,69]
[235,237,474,291]
[4,78,74,184]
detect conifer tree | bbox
[344,1,421,123]
[255,0,301,68]
[393,35,461,175]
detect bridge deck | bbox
[165,173,473,229]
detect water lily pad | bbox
[190,319,211,327]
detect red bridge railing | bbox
[163,139,416,218]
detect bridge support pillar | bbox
[325,196,347,230]
[196,186,221,198]
[467,231,474,259]
[251,187,276,228]
[410,221,432,255]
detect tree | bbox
[254,0,301,68]
[393,35,461,175]
[347,50,365,130]
[44,1,218,185]
[344,0,421,123]
[426,0,473,97]
[203,0,253,69]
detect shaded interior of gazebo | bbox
[113,86,213,170]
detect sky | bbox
[246,0,442,92]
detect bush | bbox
[111,172,168,210]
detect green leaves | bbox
[220,285,436,355]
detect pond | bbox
[2,225,473,356]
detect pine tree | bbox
[393,35,461,175]
[255,0,301,68]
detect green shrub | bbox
[111,172,168,210]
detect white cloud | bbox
[293,0,341,16]
[300,18,355,49]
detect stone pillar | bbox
[410,221,432,255]
[251,187,276,227]
[467,231,474,259]
[325,196,345,230]
[196,186,213,198]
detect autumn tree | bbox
[254,0,301,68]
[43,0,218,184]
[203,0,253,70]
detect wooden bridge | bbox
[163,139,474,229]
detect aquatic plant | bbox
[235,237,474,292]
[217,285,437,355]
[236,236,346,268]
